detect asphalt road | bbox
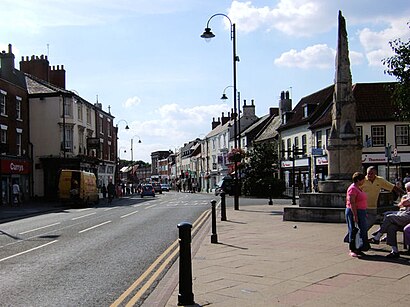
[0,191,215,306]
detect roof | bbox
[254,115,282,143]
[278,85,334,131]
[242,114,270,135]
[309,82,398,129]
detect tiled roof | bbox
[309,82,398,129]
[25,73,70,95]
[254,116,282,142]
[278,85,334,131]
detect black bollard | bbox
[211,200,218,243]
[220,192,227,221]
[268,184,273,206]
[177,222,195,306]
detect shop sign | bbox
[1,159,31,174]
[316,157,328,165]
[87,137,100,149]
[281,158,309,168]
[312,148,323,156]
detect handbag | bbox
[349,223,363,251]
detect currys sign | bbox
[1,159,30,174]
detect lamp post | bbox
[202,13,240,210]
[130,135,142,162]
[116,119,130,130]
[117,147,127,184]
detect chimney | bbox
[49,64,66,89]
[269,107,279,116]
[242,99,256,117]
[212,117,221,130]
[0,44,15,79]
[221,112,230,125]
[279,90,292,119]
[20,53,50,82]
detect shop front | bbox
[280,157,311,195]
[1,158,31,205]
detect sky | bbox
[1,0,409,162]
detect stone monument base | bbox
[283,191,396,223]
[318,180,351,193]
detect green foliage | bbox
[242,142,285,197]
[382,29,410,121]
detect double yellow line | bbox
[111,208,211,306]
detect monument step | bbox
[283,206,345,223]
[299,192,346,208]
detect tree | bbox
[382,28,410,121]
[242,141,285,197]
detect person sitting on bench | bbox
[369,182,410,258]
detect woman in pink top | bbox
[346,172,368,257]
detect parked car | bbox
[152,182,162,194]
[140,184,155,198]
[215,177,234,196]
[160,183,170,191]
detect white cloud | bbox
[228,0,332,36]
[123,96,142,108]
[274,44,364,69]
[358,17,410,67]
[274,44,335,69]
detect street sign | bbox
[312,148,323,156]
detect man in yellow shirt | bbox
[361,166,404,230]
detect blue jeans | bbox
[346,208,369,250]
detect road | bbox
[0,191,216,306]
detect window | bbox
[78,129,84,153]
[77,103,83,121]
[107,119,111,137]
[0,90,7,116]
[16,96,22,120]
[1,125,7,144]
[395,125,409,146]
[302,134,307,155]
[286,139,291,158]
[316,130,322,148]
[303,105,308,118]
[98,115,103,135]
[16,132,22,156]
[294,136,299,150]
[371,125,385,147]
[86,108,91,125]
[62,127,73,151]
[63,98,72,117]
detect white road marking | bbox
[103,207,116,211]
[78,221,111,233]
[0,240,58,263]
[145,204,157,210]
[120,211,139,218]
[19,222,61,235]
[71,212,96,220]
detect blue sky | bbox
[1,0,409,162]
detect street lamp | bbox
[116,119,130,130]
[202,14,240,209]
[130,135,142,162]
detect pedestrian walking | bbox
[12,181,21,205]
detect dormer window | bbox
[303,103,316,118]
[303,105,308,118]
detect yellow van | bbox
[58,170,99,206]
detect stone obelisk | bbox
[319,11,362,193]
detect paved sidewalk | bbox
[154,204,410,307]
